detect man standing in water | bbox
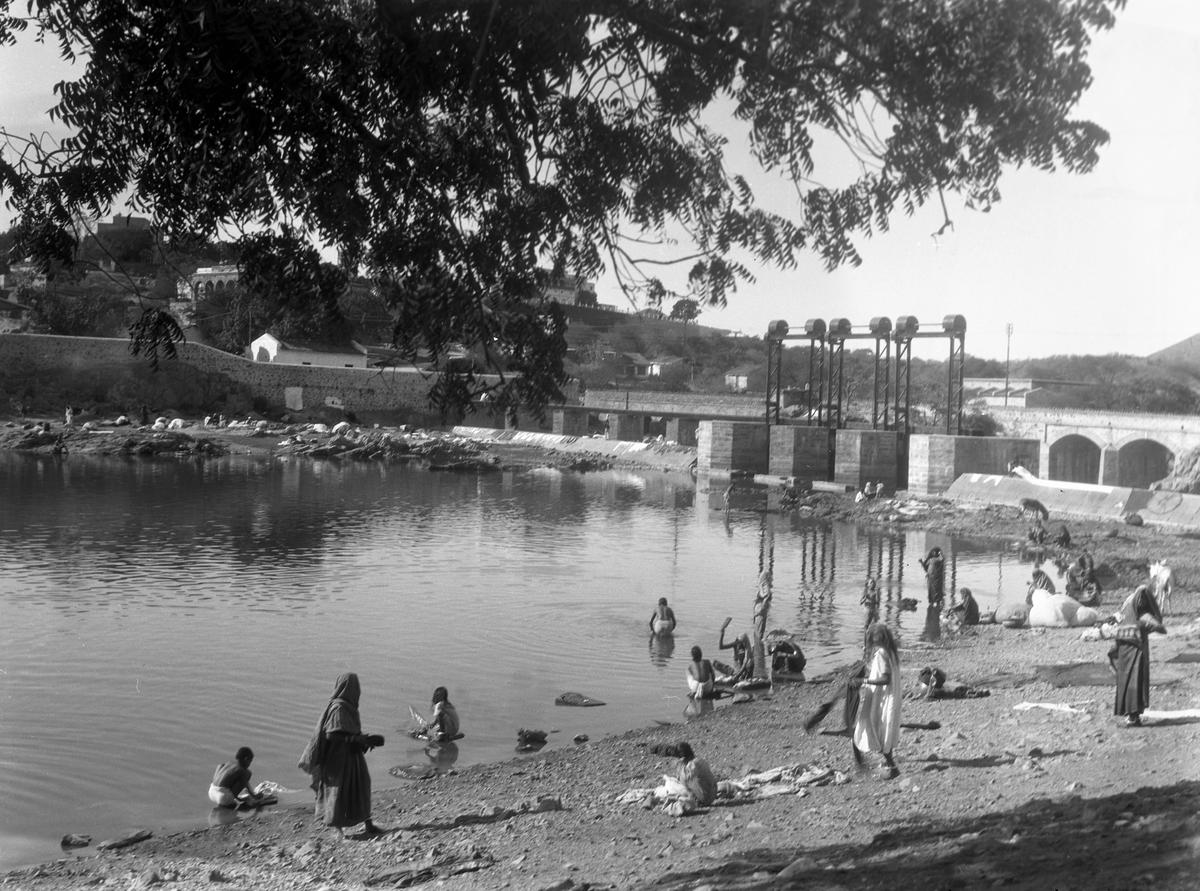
[719,571,773,681]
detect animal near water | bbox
[1017,497,1049,520]
[1150,560,1175,614]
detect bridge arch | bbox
[1116,438,1174,489]
[1048,433,1101,484]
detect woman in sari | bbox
[918,547,945,604]
[298,673,384,834]
[1109,586,1166,727]
[852,623,901,779]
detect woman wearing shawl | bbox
[918,547,945,604]
[852,623,901,779]
[421,686,461,742]
[1109,586,1166,727]
[298,673,384,834]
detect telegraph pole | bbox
[1004,323,1013,407]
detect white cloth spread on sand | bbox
[617,763,848,810]
[1141,709,1200,720]
[1013,702,1092,714]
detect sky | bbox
[2,2,1198,364]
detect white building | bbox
[249,333,369,368]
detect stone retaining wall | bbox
[0,333,541,425]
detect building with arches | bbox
[181,265,240,301]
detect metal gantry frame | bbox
[804,319,827,425]
[892,314,967,435]
[765,314,966,433]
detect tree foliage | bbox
[0,0,1124,416]
[20,286,128,336]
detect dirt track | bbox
[4,418,1200,890]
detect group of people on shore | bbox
[210,675,462,836]
[670,541,1170,789]
[215,553,1170,830]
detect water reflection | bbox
[648,633,676,668]
[424,741,460,772]
[1,453,1036,874]
[920,603,942,642]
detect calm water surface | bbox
[0,451,1032,869]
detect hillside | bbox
[1148,333,1200,366]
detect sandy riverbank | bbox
[4,417,1200,890]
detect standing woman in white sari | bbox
[852,623,902,779]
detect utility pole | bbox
[1004,323,1013,407]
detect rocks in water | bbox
[96,829,152,851]
[517,728,549,752]
[555,692,606,707]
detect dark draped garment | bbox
[1109,588,1165,718]
[923,550,945,603]
[298,673,372,828]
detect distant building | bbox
[540,269,598,307]
[964,377,1090,409]
[724,364,755,393]
[0,263,46,290]
[622,352,683,379]
[96,214,151,235]
[0,290,31,332]
[183,265,240,300]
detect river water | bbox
[0,451,1032,870]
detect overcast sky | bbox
[2,3,1197,363]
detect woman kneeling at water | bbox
[422,686,461,742]
[209,746,265,808]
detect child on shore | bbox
[852,623,901,779]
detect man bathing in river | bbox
[649,597,677,635]
[686,646,715,699]
[209,747,265,808]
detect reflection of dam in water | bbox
[4,455,1030,874]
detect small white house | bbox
[249,333,368,368]
[724,365,755,392]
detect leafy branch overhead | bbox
[0,0,1123,414]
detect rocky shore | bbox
[5,416,1200,890]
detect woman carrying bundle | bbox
[1109,586,1166,727]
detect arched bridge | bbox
[985,407,1200,488]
